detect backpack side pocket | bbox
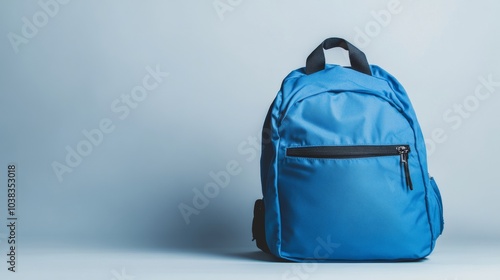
[428,177,444,239]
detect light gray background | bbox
[1,0,500,278]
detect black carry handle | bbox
[305,37,372,76]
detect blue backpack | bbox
[252,38,444,261]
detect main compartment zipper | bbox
[286,145,413,190]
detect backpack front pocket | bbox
[278,144,430,260]
[287,145,413,190]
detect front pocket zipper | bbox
[286,145,413,190]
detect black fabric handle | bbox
[305,37,372,76]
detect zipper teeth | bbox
[286,145,409,159]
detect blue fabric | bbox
[261,64,444,261]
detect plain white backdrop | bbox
[1,1,500,279]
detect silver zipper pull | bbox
[397,146,413,191]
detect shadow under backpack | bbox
[252,37,444,261]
